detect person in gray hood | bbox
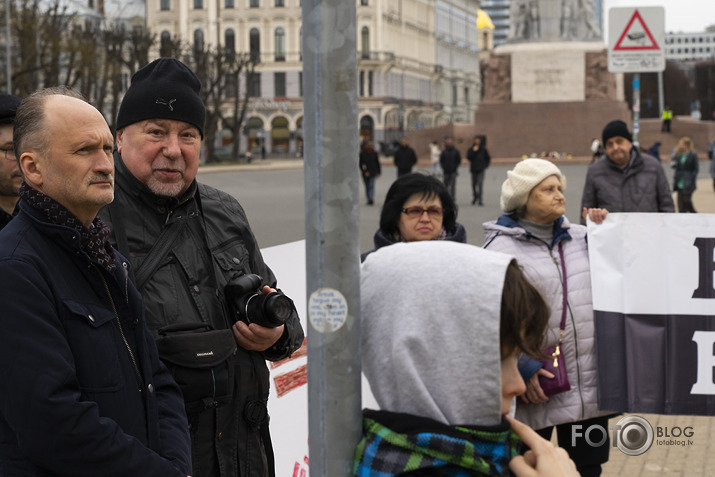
[357,240,579,476]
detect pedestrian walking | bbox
[439,136,461,200]
[393,137,417,177]
[359,139,381,205]
[671,136,699,213]
[467,135,490,205]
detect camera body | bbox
[225,274,294,328]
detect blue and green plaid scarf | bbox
[353,409,521,476]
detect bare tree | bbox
[225,53,258,162]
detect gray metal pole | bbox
[5,0,10,93]
[632,73,640,148]
[301,0,361,476]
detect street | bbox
[199,162,599,253]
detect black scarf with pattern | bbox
[19,182,117,276]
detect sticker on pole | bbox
[308,288,348,332]
[608,7,665,73]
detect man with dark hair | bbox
[394,136,417,177]
[0,93,22,229]
[440,136,462,200]
[580,119,674,223]
[100,58,304,477]
[0,87,191,475]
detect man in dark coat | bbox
[466,135,490,206]
[0,87,191,475]
[440,136,462,200]
[0,93,22,230]
[100,58,304,477]
[359,139,381,205]
[580,120,674,224]
[393,136,417,177]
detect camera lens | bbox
[245,292,294,328]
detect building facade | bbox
[664,31,715,62]
[145,0,481,156]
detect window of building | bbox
[299,71,303,97]
[160,30,172,56]
[225,29,235,52]
[160,0,170,10]
[361,0,368,5]
[250,0,259,7]
[275,27,285,61]
[359,71,364,96]
[464,87,469,106]
[194,0,203,8]
[275,0,284,6]
[248,72,261,97]
[361,26,369,59]
[299,27,303,60]
[225,0,234,7]
[452,84,457,106]
[250,28,261,62]
[194,29,205,53]
[367,70,373,96]
[274,72,286,97]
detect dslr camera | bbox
[225,274,295,328]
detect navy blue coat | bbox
[0,200,191,476]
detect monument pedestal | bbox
[477,41,629,158]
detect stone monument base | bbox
[472,101,632,158]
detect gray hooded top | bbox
[360,241,514,427]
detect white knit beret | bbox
[500,158,566,212]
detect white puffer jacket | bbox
[483,214,611,430]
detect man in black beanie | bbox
[580,119,674,223]
[100,58,304,477]
[0,93,22,230]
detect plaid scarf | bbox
[353,410,520,476]
[20,183,117,276]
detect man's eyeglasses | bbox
[401,206,443,219]
[0,147,14,161]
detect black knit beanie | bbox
[0,94,21,124]
[602,120,632,146]
[116,58,206,138]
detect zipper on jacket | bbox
[551,248,586,419]
[94,266,145,392]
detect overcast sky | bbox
[603,0,715,36]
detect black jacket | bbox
[360,148,381,177]
[0,200,191,475]
[440,147,462,174]
[100,155,304,477]
[467,146,490,174]
[394,145,417,173]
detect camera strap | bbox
[106,198,188,291]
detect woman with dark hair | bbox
[361,172,466,260]
[671,136,699,213]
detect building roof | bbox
[477,9,494,30]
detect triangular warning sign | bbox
[614,9,660,51]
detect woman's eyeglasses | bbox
[401,206,443,219]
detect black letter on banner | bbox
[693,237,715,298]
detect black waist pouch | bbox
[156,323,237,412]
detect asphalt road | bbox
[197,160,703,253]
[198,162,598,253]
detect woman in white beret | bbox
[483,158,611,477]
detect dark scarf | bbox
[20,182,117,276]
